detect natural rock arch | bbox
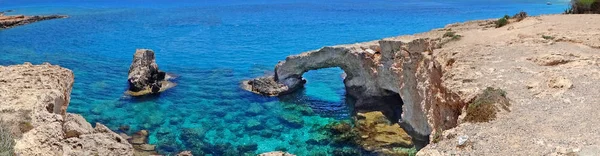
[242,38,464,140]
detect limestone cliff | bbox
[243,38,465,140]
[245,14,600,155]
[0,63,133,155]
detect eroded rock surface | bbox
[243,38,464,139]
[244,14,600,155]
[0,63,133,156]
[127,49,176,96]
[0,14,67,29]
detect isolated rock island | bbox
[126,49,176,96]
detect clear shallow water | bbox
[0,0,568,155]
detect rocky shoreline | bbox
[244,14,600,155]
[0,12,67,29]
[0,63,133,155]
[2,12,600,155]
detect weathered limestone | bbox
[0,63,133,156]
[243,38,465,139]
[0,14,67,29]
[126,49,176,96]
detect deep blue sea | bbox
[0,0,568,155]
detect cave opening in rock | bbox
[277,67,353,119]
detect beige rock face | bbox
[245,14,600,155]
[244,37,464,138]
[0,63,133,156]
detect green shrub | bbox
[495,17,509,28]
[451,35,462,40]
[512,11,528,22]
[464,87,510,123]
[443,31,461,41]
[443,31,456,38]
[0,121,16,156]
[503,14,511,19]
[566,0,600,14]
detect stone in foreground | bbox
[0,63,133,155]
[126,49,176,96]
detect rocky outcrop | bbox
[258,151,296,156]
[244,14,600,155]
[126,49,176,96]
[0,14,67,29]
[243,38,464,140]
[0,63,133,155]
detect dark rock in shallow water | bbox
[278,113,303,128]
[238,143,258,153]
[130,130,148,145]
[333,148,361,156]
[241,76,305,96]
[245,119,264,130]
[119,125,130,131]
[126,49,176,96]
[0,14,68,29]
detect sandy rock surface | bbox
[414,14,600,155]
[0,63,133,156]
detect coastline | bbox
[0,12,67,29]
[244,13,600,155]
[1,6,598,155]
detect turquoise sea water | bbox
[0,0,568,155]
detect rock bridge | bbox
[242,38,464,139]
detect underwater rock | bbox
[130,130,149,144]
[258,151,296,156]
[0,14,68,29]
[356,111,413,152]
[245,104,264,116]
[237,143,258,153]
[0,63,133,155]
[306,134,329,145]
[170,117,183,125]
[119,124,130,133]
[179,128,206,152]
[333,148,361,156]
[328,121,352,134]
[245,119,264,130]
[278,113,303,128]
[177,151,193,156]
[126,49,176,96]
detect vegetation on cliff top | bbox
[464,87,510,123]
[565,0,600,14]
[0,120,15,156]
